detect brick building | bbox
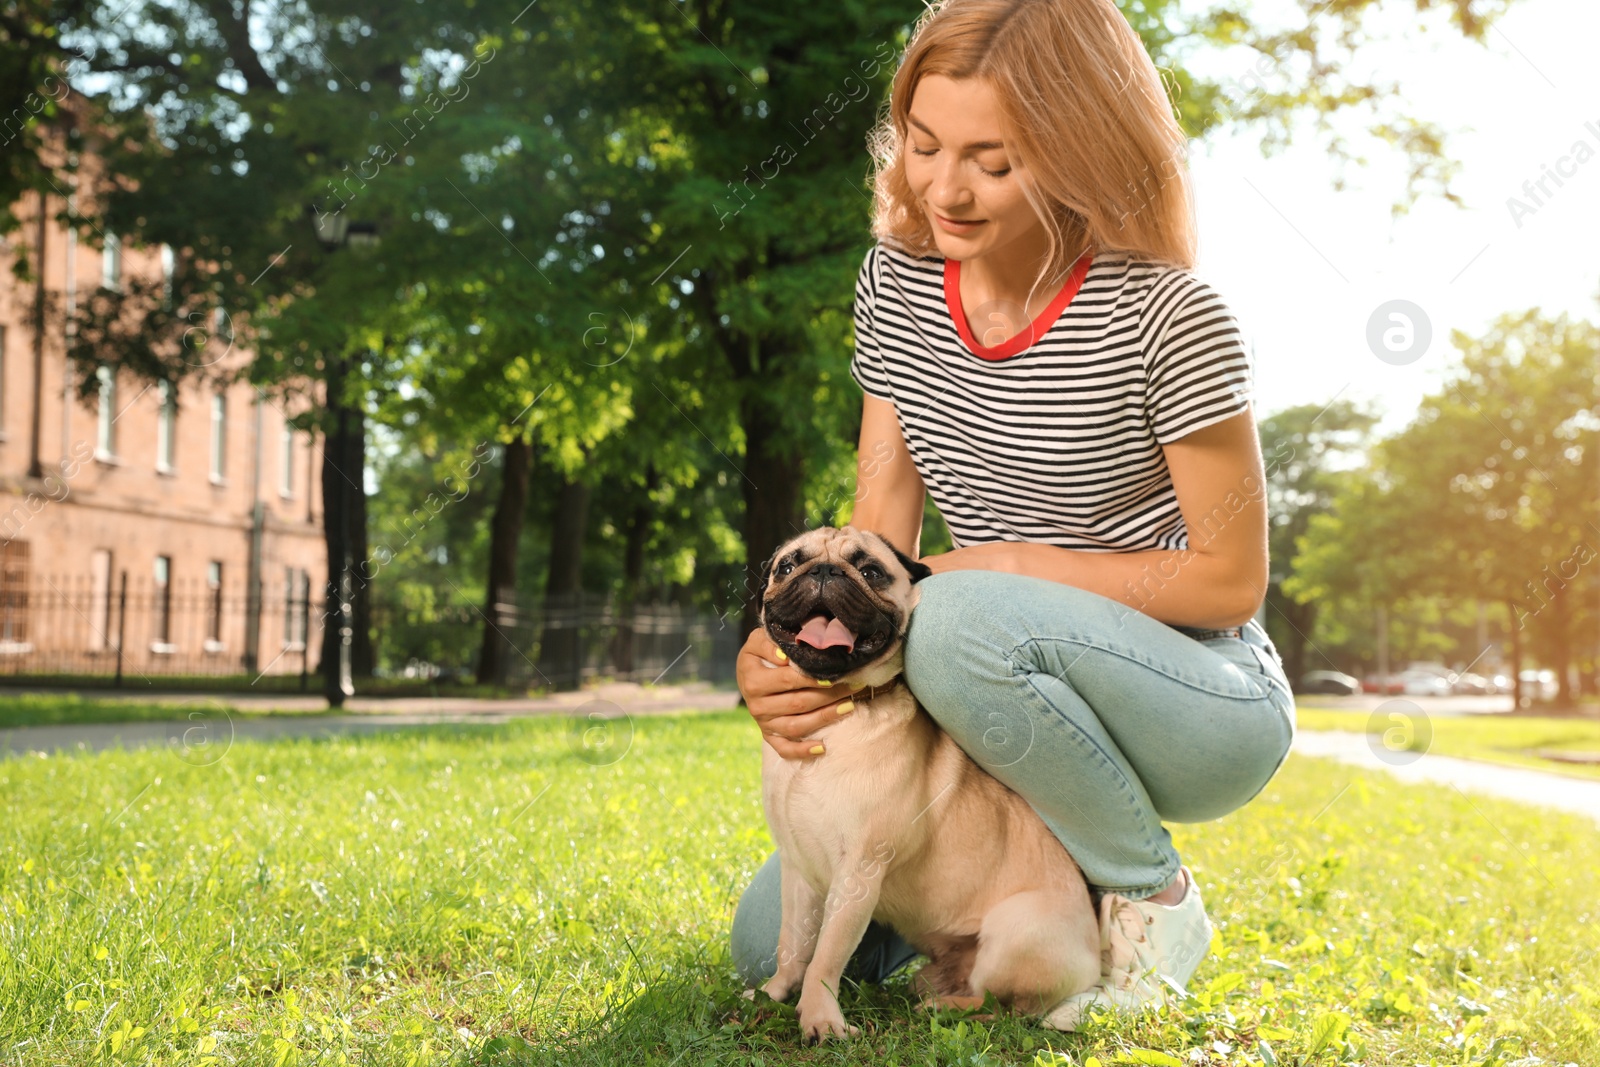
[0,149,325,678]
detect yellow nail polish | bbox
[836,699,856,715]
[774,648,787,662]
[809,745,826,755]
[816,678,833,687]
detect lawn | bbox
[1,709,1596,1066]
[1296,706,1600,781]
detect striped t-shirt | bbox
[849,243,1253,552]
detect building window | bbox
[0,540,29,649]
[102,229,121,289]
[89,549,113,652]
[280,421,295,497]
[152,555,173,652]
[205,561,224,651]
[284,566,308,649]
[156,380,177,472]
[160,243,175,308]
[209,393,226,482]
[96,366,117,459]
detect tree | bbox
[1257,399,1379,683]
[44,0,1541,699]
[1289,309,1600,707]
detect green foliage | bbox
[1288,310,1600,690]
[1256,400,1380,677]
[17,0,1539,640]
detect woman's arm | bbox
[920,409,1269,630]
[847,393,927,558]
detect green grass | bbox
[2,710,1597,1066]
[0,694,344,730]
[1297,706,1600,781]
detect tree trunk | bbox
[1507,598,1525,710]
[737,391,808,654]
[318,357,352,693]
[610,463,657,679]
[1549,589,1574,707]
[349,406,374,678]
[476,429,535,687]
[318,355,372,688]
[537,473,592,691]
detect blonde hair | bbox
[866,0,1196,308]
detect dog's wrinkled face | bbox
[758,526,932,682]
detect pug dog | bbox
[750,525,1102,1042]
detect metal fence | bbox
[0,571,319,681]
[0,573,741,689]
[371,592,742,690]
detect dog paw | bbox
[797,987,857,1043]
[760,976,797,1003]
[799,1011,860,1043]
[917,994,988,1013]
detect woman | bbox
[730,0,1295,1031]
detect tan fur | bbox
[755,526,1101,1042]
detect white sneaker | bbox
[1042,866,1215,1032]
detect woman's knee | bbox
[1152,707,1293,822]
[905,571,1032,694]
[729,851,782,985]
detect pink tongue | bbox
[796,614,856,652]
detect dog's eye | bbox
[777,560,794,577]
[860,564,885,581]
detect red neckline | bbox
[945,252,1094,361]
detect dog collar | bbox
[864,676,910,703]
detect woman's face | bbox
[903,73,1044,263]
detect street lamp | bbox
[307,204,378,707]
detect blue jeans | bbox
[730,569,1296,987]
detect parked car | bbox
[1518,669,1559,701]
[1362,674,1405,695]
[1396,669,1451,696]
[1298,670,1361,695]
[1449,672,1495,695]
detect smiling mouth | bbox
[768,605,891,658]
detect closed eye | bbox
[908,145,1010,178]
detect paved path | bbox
[1290,729,1600,826]
[0,683,744,758]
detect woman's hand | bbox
[736,627,865,760]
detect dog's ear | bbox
[871,533,932,584]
